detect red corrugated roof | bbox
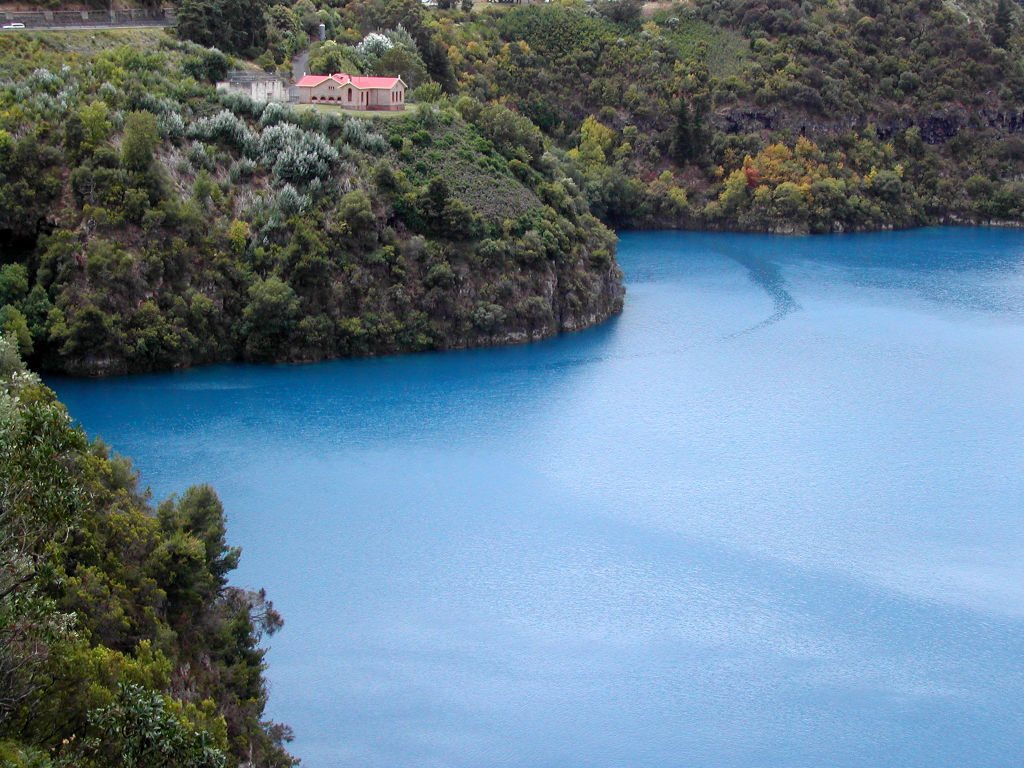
[296,73,402,89]
[349,76,401,88]
[296,74,333,87]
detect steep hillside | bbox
[4,0,1024,375]
[0,30,623,376]
[434,0,1024,232]
[0,334,294,767]
[164,0,1024,234]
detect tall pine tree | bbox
[671,98,697,165]
[993,0,1013,48]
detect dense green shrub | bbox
[0,336,293,767]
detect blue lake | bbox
[49,228,1024,768]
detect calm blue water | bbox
[49,228,1024,768]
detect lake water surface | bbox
[49,228,1024,768]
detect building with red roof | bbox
[296,73,406,110]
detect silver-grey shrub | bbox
[158,111,186,141]
[277,184,312,216]
[257,123,339,186]
[259,101,294,128]
[339,118,387,153]
[187,141,217,172]
[27,67,61,94]
[229,158,257,183]
[187,109,258,154]
[218,91,266,121]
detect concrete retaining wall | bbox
[1,7,176,28]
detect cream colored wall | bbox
[366,86,405,109]
[367,88,389,107]
[305,81,354,104]
[300,81,406,109]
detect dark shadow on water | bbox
[718,246,801,337]
[618,226,1024,331]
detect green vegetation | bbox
[178,0,1024,234]
[176,0,271,59]
[0,30,622,376]
[5,0,1024,372]
[3,2,1024,763]
[0,333,294,767]
[424,0,1024,232]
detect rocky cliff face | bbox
[979,107,1024,136]
[474,261,623,346]
[554,260,625,334]
[445,243,625,352]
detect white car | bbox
[2,22,26,29]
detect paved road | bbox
[288,49,308,101]
[292,49,309,82]
[1,22,171,32]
